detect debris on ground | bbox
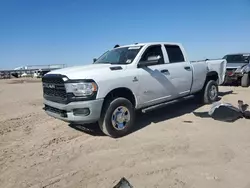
[113,177,133,188]
[193,100,250,122]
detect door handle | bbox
[161,69,169,73]
[184,66,191,71]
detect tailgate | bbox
[206,59,227,85]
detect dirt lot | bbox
[1,78,250,188]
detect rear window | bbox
[164,45,185,63]
[223,54,250,63]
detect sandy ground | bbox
[1,78,250,188]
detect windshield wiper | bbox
[94,61,112,64]
[95,61,128,65]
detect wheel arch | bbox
[102,87,138,108]
[206,71,219,82]
[200,71,219,90]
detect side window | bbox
[140,45,164,64]
[164,45,185,63]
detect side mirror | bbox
[137,55,161,68]
[147,55,161,61]
[93,58,97,63]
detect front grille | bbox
[42,74,67,103]
[44,105,67,117]
[43,87,66,98]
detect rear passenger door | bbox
[162,45,193,96]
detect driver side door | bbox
[137,45,174,108]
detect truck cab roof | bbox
[117,42,183,48]
[225,53,250,55]
[224,53,250,59]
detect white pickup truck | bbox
[42,42,227,137]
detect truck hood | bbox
[47,63,126,79]
[226,62,248,69]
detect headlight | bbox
[65,82,98,97]
[235,67,242,72]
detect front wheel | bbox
[98,97,135,138]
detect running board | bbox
[141,95,194,113]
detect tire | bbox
[241,74,249,87]
[98,97,135,138]
[197,80,218,104]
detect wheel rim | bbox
[111,106,130,130]
[209,85,217,100]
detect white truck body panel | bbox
[190,61,208,93]
[206,59,227,85]
[51,64,141,107]
[190,59,227,92]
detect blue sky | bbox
[0,0,249,69]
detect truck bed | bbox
[191,59,227,85]
[190,59,227,94]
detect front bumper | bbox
[43,98,104,124]
[225,69,243,82]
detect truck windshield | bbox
[94,46,142,64]
[223,54,250,63]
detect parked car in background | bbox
[33,70,43,78]
[42,42,226,138]
[33,69,50,78]
[223,53,250,87]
